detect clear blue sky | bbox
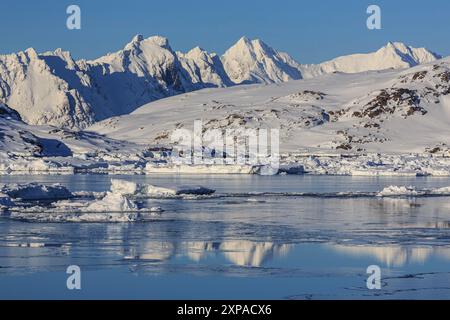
[0,0,448,63]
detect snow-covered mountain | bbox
[300,42,441,78]
[177,47,234,88]
[2,57,450,175]
[221,37,303,84]
[91,57,450,155]
[0,36,442,129]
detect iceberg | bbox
[110,179,215,197]
[145,184,215,197]
[0,183,73,201]
[110,179,141,196]
[85,192,138,212]
[377,186,419,197]
[145,163,259,174]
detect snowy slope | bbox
[301,42,441,78]
[2,57,450,175]
[0,48,95,128]
[0,101,144,159]
[177,47,233,88]
[91,57,450,155]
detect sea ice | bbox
[377,186,419,197]
[0,183,73,201]
[85,192,138,212]
[146,163,259,174]
[110,178,215,197]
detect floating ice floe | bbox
[7,192,164,222]
[0,179,215,221]
[85,192,138,212]
[377,186,419,197]
[145,163,259,174]
[110,179,142,196]
[146,184,215,197]
[0,183,73,201]
[110,179,215,198]
[377,185,450,197]
[0,180,167,222]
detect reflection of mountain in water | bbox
[330,244,450,267]
[125,240,292,267]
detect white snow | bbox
[88,57,450,176]
[300,42,440,78]
[377,185,450,197]
[110,179,141,196]
[0,183,72,201]
[110,178,215,197]
[0,35,440,129]
[145,184,215,197]
[0,36,448,176]
[85,192,138,212]
[221,37,302,84]
[146,163,259,174]
[377,186,419,197]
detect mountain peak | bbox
[222,37,302,84]
[383,41,410,52]
[237,36,251,44]
[132,34,144,43]
[23,48,38,59]
[146,35,170,48]
[185,46,208,59]
[125,35,171,51]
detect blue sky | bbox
[0,0,448,63]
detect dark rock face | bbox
[0,103,22,121]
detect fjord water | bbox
[1,174,450,299]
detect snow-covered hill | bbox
[2,57,450,175]
[91,57,450,156]
[0,36,441,129]
[301,42,441,78]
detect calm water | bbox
[1,174,450,299]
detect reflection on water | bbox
[330,244,450,267]
[2,174,450,298]
[124,240,292,267]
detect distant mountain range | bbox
[0,35,442,129]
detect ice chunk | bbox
[110,179,140,196]
[72,190,107,199]
[377,185,418,197]
[144,184,215,197]
[146,163,259,174]
[277,164,305,175]
[175,186,216,195]
[431,186,450,195]
[110,178,215,197]
[64,212,140,223]
[145,185,178,196]
[85,192,138,212]
[9,210,142,223]
[0,183,73,201]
